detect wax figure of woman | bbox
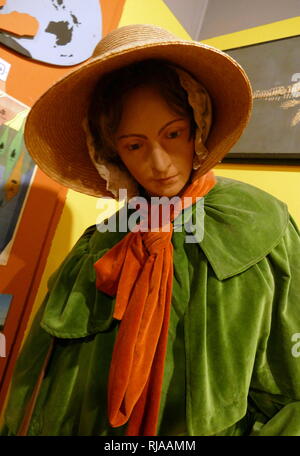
[1,24,300,436]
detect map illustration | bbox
[0,0,102,66]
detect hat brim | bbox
[24,39,252,197]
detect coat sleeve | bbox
[0,225,104,436]
[0,293,54,436]
[248,215,300,436]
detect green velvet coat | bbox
[1,176,300,436]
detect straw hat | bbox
[24,23,253,198]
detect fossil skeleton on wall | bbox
[253,82,300,127]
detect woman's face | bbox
[115,85,194,197]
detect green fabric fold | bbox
[40,221,128,338]
[200,177,289,279]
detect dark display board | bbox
[224,34,300,164]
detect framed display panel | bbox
[223,34,300,164]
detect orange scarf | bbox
[94,170,216,435]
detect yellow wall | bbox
[201,16,300,49]
[27,6,300,333]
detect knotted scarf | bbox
[93,170,216,435]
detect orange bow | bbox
[94,171,216,435]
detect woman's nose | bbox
[149,141,171,174]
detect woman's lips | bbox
[155,174,179,184]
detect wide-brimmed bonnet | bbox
[24,23,253,198]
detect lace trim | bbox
[82,118,139,200]
[174,67,212,169]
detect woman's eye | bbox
[127,143,142,151]
[167,130,182,139]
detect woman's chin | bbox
[144,180,188,198]
[147,186,184,198]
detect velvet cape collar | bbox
[40,176,288,339]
